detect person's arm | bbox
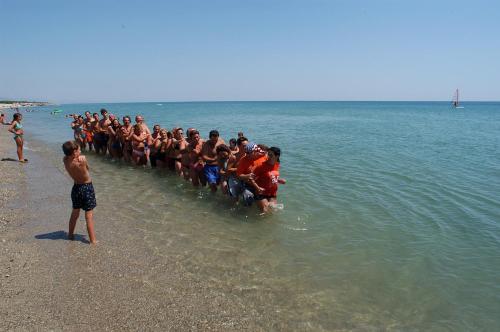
[194,142,204,164]
[8,121,17,134]
[226,156,238,175]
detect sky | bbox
[1,0,499,103]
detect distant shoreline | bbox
[0,101,50,110]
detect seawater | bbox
[20,102,500,330]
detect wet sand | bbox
[0,128,322,331]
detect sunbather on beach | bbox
[62,140,97,244]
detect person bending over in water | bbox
[8,113,27,163]
[252,147,286,213]
[201,130,225,192]
[62,141,97,244]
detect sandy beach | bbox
[0,127,297,331]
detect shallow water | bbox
[15,101,500,330]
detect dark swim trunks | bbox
[71,183,97,211]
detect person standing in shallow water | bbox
[62,141,97,244]
[8,113,27,163]
[201,130,225,192]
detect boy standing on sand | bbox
[62,141,97,244]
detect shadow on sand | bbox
[1,158,28,162]
[35,230,89,244]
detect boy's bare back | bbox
[63,154,91,184]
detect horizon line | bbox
[50,99,500,105]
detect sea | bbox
[15,101,500,330]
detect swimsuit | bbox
[71,183,97,211]
[204,164,220,185]
[133,149,145,157]
[13,122,23,140]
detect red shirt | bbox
[253,161,280,197]
[236,155,266,176]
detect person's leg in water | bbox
[85,210,97,244]
[68,208,80,240]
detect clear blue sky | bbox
[1,0,499,102]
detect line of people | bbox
[70,108,286,213]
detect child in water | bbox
[62,141,97,244]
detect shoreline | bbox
[0,102,50,111]
[0,127,293,331]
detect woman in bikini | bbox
[155,129,171,168]
[8,113,27,163]
[130,124,148,166]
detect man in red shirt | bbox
[252,147,286,213]
[235,142,267,205]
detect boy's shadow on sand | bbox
[35,231,90,244]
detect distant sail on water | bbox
[452,89,464,109]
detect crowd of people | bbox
[68,108,286,213]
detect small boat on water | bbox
[452,89,464,109]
